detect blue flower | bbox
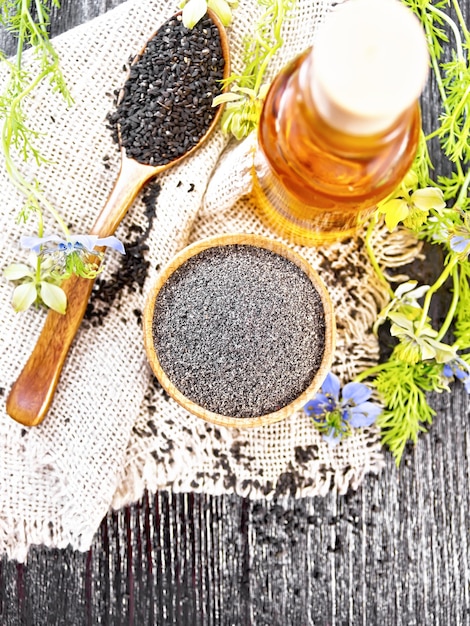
[450,235,470,255]
[443,358,470,393]
[304,372,382,447]
[20,233,125,279]
[21,234,125,255]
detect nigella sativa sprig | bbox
[4,233,125,314]
[20,233,125,280]
[304,372,382,447]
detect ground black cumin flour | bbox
[152,245,326,418]
[115,13,225,166]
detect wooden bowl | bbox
[143,234,336,428]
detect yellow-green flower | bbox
[213,84,269,140]
[389,313,456,364]
[377,186,446,232]
[373,280,429,334]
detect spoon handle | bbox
[6,157,156,427]
[6,274,96,426]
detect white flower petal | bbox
[208,0,232,25]
[40,281,67,314]
[182,0,207,28]
[407,285,430,300]
[212,92,246,105]
[411,187,446,211]
[388,312,414,331]
[419,342,436,361]
[12,282,37,312]
[4,263,34,281]
[394,280,418,298]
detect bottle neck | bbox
[308,0,428,138]
[297,50,418,160]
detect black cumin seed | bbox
[114,14,225,166]
[152,245,326,418]
[85,181,162,326]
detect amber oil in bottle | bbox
[252,0,429,246]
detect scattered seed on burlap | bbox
[113,13,225,166]
[152,245,326,418]
[85,181,161,327]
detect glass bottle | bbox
[252,0,429,246]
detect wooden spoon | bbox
[6,10,230,427]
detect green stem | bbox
[424,127,441,142]
[34,0,52,55]
[416,255,459,333]
[455,159,464,181]
[364,214,395,298]
[2,121,70,235]
[423,19,447,109]
[448,83,470,122]
[421,4,465,171]
[11,67,50,108]
[451,0,470,45]
[34,211,44,283]
[4,150,70,235]
[253,1,286,94]
[353,361,390,384]
[428,4,465,64]
[426,4,468,172]
[1,19,70,235]
[455,166,470,207]
[435,264,460,341]
[16,0,30,69]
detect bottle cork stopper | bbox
[310,0,429,135]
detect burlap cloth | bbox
[0,0,421,561]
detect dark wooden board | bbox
[1,1,470,624]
